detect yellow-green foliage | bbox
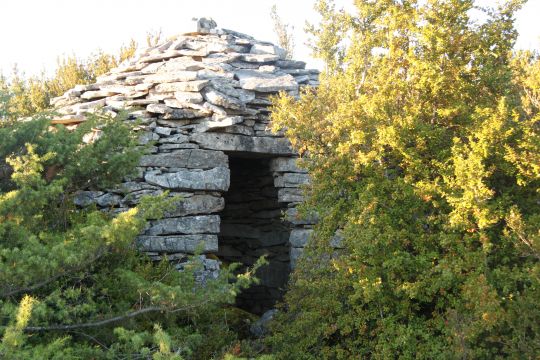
[269,0,540,358]
[0,111,260,359]
[0,40,139,120]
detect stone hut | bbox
[51,20,319,314]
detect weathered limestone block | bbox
[216,125,255,136]
[74,191,104,207]
[203,88,244,110]
[145,215,220,235]
[196,17,217,33]
[137,234,218,253]
[145,167,230,191]
[134,83,155,92]
[115,181,161,194]
[285,207,318,225]
[191,133,294,155]
[250,44,287,59]
[269,157,307,173]
[165,195,225,217]
[203,102,227,117]
[194,116,243,132]
[174,91,204,103]
[235,70,298,92]
[154,126,172,136]
[123,189,164,206]
[197,69,235,80]
[277,188,304,203]
[80,90,120,100]
[96,193,123,207]
[147,103,208,119]
[203,53,242,65]
[142,71,197,84]
[289,229,313,248]
[209,79,256,103]
[58,99,106,115]
[293,75,310,84]
[159,59,206,72]
[139,50,188,64]
[191,255,221,283]
[155,80,209,92]
[157,134,189,144]
[159,144,199,151]
[138,131,159,145]
[275,60,306,69]
[145,103,173,114]
[274,173,310,188]
[230,60,260,69]
[241,54,280,63]
[139,149,228,169]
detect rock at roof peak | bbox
[193,17,217,33]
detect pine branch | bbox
[24,300,211,332]
[24,306,164,332]
[0,248,105,298]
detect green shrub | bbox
[269,0,540,358]
[0,110,258,359]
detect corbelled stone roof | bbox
[50,20,319,133]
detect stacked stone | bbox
[53,21,321,310]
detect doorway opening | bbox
[217,155,291,314]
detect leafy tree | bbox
[270,5,295,60]
[269,0,539,358]
[0,109,259,359]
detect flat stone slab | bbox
[165,195,225,217]
[278,188,304,203]
[203,88,244,110]
[241,53,280,63]
[191,133,294,155]
[209,79,255,103]
[289,229,313,247]
[194,116,243,133]
[144,71,198,83]
[146,215,220,235]
[154,80,209,92]
[250,44,286,58]
[269,157,307,173]
[147,103,208,118]
[174,91,204,103]
[276,60,306,69]
[145,167,230,191]
[137,234,218,253]
[285,207,318,225]
[274,173,310,188]
[139,149,228,169]
[290,247,305,269]
[235,69,298,92]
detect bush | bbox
[0,110,258,358]
[268,0,540,358]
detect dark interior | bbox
[217,155,291,314]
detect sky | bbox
[0,0,539,77]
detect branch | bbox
[24,306,164,332]
[24,300,211,333]
[0,248,105,298]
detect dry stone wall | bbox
[54,20,322,312]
